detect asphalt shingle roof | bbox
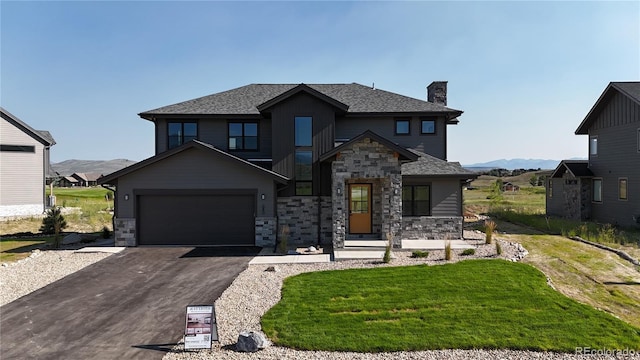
[1,107,56,146]
[551,160,593,178]
[612,82,640,103]
[402,150,478,177]
[139,83,462,117]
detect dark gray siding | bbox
[336,116,447,160]
[588,92,640,227]
[271,92,336,195]
[404,176,462,216]
[154,118,272,160]
[115,147,277,219]
[545,178,564,217]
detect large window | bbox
[619,178,628,200]
[637,128,640,152]
[295,116,313,195]
[593,178,602,203]
[168,122,197,149]
[0,145,35,152]
[402,185,431,216]
[395,119,410,135]
[228,122,258,151]
[589,136,598,156]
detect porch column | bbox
[332,173,347,249]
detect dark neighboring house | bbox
[1,107,56,217]
[502,182,520,192]
[58,176,80,187]
[99,82,478,247]
[547,82,640,227]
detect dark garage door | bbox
[137,194,255,246]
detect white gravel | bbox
[163,233,621,360]
[0,249,111,306]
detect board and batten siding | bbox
[404,176,462,216]
[336,116,448,160]
[588,91,640,227]
[270,92,336,196]
[154,118,272,159]
[114,147,277,219]
[0,118,46,215]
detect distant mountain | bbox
[51,159,136,176]
[463,158,586,171]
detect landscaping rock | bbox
[235,330,270,352]
[265,265,279,272]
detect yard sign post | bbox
[184,305,217,350]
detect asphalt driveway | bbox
[0,246,259,360]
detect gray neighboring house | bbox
[0,107,56,217]
[99,82,477,247]
[547,82,640,227]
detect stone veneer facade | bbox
[332,138,403,249]
[255,217,277,247]
[561,173,591,221]
[402,216,463,240]
[277,196,332,246]
[114,218,136,246]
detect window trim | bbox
[402,184,432,216]
[167,121,198,150]
[395,118,411,136]
[420,118,436,135]
[592,178,603,203]
[548,179,553,198]
[227,121,259,152]
[618,177,628,201]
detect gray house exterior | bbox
[547,82,640,227]
[99,82,477,247]
[0,107,56,217]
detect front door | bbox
[349,184,372,234]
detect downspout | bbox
[101,184,116,237]
[317,165,322,248]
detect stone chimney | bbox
[427,81,447,106]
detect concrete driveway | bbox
[0,246,259,360]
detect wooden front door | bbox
[349,184,372,234]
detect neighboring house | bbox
[0,107,56,217]
[71,172,102,187]
[58,176,80,187]
[99,82,477,247]
[547,82,640,227]
[502,182,520,192]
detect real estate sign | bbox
[184,305,217,350]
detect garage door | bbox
[137,193,255,246]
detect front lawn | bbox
[261,260,640,352]
[0,236,56,262]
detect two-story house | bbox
[547,82,640,227]
[1,107,56,217]
[99,82,477,248]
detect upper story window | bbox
[619,178,628,201]
[168,122,197,149]
[0,145,35,152]
[420,119,436,134]
[295,116,313,195]
[395,119,410,135]
[295,116,312,146]
[228,122,258,151]
[589,136,598,156]
[548,179,553,198]
[402,185,431,216]
[593,178,602,203]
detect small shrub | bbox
[484,220,497,244]
[444,240,452,260]
[101,226,111,239]
[496,241,503,255]
[461,248,475,256]
[383,233,392,263]
[278,225,289,254]
[411,250,429,258]
[597,224,616,244]
[40,207,67,249]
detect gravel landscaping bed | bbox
[162,233,616,360]
[0,249,111,306]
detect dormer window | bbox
[168,121,197,149]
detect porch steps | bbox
[344,240,387,247]
[334,239,390,260]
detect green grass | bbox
[262,260,640,352]
[0,236,56,262]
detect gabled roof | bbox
[98,140,289,185]
[0,107,56,146]
[139,83,463,119]
[256,84,349,113]
[319,130,419,162]
[550,160,594,178]
[402,150,478,178]
[575,82,640,135]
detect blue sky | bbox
[2,1,638,165]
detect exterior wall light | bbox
[261,194,265,200]
[124,194,129,201]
